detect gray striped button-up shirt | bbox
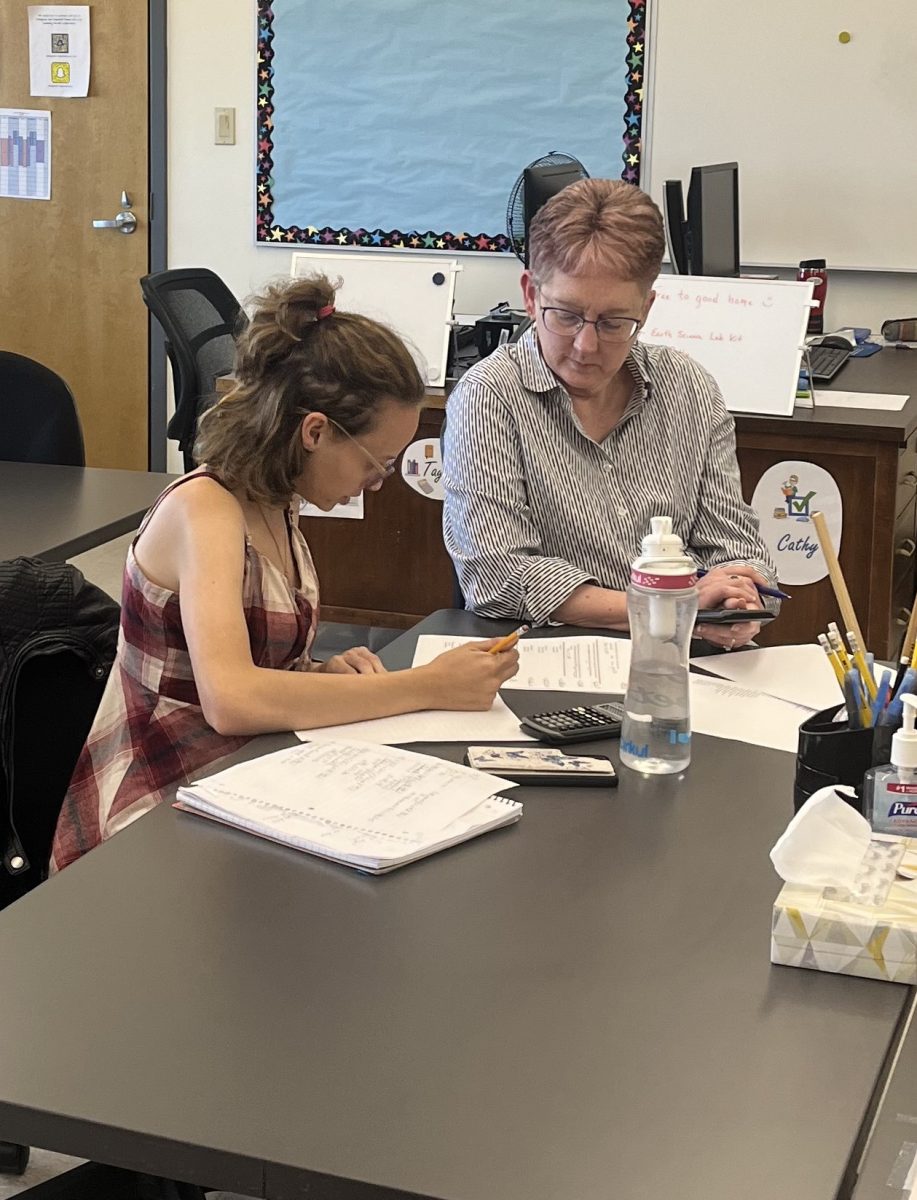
[442,329,775,625]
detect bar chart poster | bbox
[0,109,51,200]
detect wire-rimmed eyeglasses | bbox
[327,417,396,486]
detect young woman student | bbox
[51,275,519,870]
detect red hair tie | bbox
[316,304,335,320]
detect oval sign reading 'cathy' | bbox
[751,460,843,586]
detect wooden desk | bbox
[0,613,909,1200]
[303,352,917,656]
[734,350,917,657]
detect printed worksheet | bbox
[411,634,631,693]
[691,643,853,713]
[689,675,812,753]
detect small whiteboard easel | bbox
[290,251,459,386]
[640,277,814,417]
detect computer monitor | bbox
[663,179,690,274]
[685,162,740,276]
[523,163,585,267]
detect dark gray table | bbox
[0,461,177,561]
[854,1003,917,1198]
[0,611,910,1200]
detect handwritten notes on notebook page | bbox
[175,741,521,874]
[411,635,631,693]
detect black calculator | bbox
[519,701,625,744]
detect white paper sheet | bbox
[29,5,91,98]
[295,694,532,745]
[811,390,909,411]
[690,644,843,713]
[411,635,631,693]
[689,675,812,753]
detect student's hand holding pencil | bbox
[419,636,521,711]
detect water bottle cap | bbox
[631,516,698,588]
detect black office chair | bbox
[0,352,84,466]
[140,268,247,472]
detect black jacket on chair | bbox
[0,557,119,907]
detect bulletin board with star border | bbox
[256,0,646,252]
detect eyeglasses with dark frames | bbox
[538,296,641,343]
[327,417,397,485]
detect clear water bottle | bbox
[620,516,699,776]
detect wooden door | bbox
[0,0,150,469]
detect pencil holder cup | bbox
[793,706,895,815]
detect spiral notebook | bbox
[175,740,522,874]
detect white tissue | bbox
[770,786,871,889]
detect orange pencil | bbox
[488,625,529,654]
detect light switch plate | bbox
[214,107,236,145]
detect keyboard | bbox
[806,345,851,383]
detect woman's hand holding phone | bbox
[694,565,771,650]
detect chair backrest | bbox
[439,411,466,609]
[0,352,85,466]
[0,559,119,908]
[140,268,246,468]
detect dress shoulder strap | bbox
[133,469,229,546]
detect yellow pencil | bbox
[827,626,852,673]
[846,630,878,702]
[488,625,529,655]
[818,633,845,692]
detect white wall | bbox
[166,0,916,462]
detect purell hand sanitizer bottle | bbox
[620,517,699,775]
[866,694,917,837]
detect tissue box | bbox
[772,874,917,984]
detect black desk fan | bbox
[506,150,590,266]
[500,151,590,347]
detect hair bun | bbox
[274,274,339,341]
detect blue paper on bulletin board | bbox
[257,0,645,252]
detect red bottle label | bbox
[631,569,698,590]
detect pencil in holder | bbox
[793,705,893,815]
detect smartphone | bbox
[696,608,776,626]
[518,702,624,744]
[464,746,618,787]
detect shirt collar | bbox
[509,325,558,394]
[510,325,652,407]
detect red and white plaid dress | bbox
[50,471,319,872]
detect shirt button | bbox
[617,507,628,517]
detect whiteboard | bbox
[645,0,917,271]
[640,276,814,417]
[290,252,459,386]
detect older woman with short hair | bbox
[443,178,777,649]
